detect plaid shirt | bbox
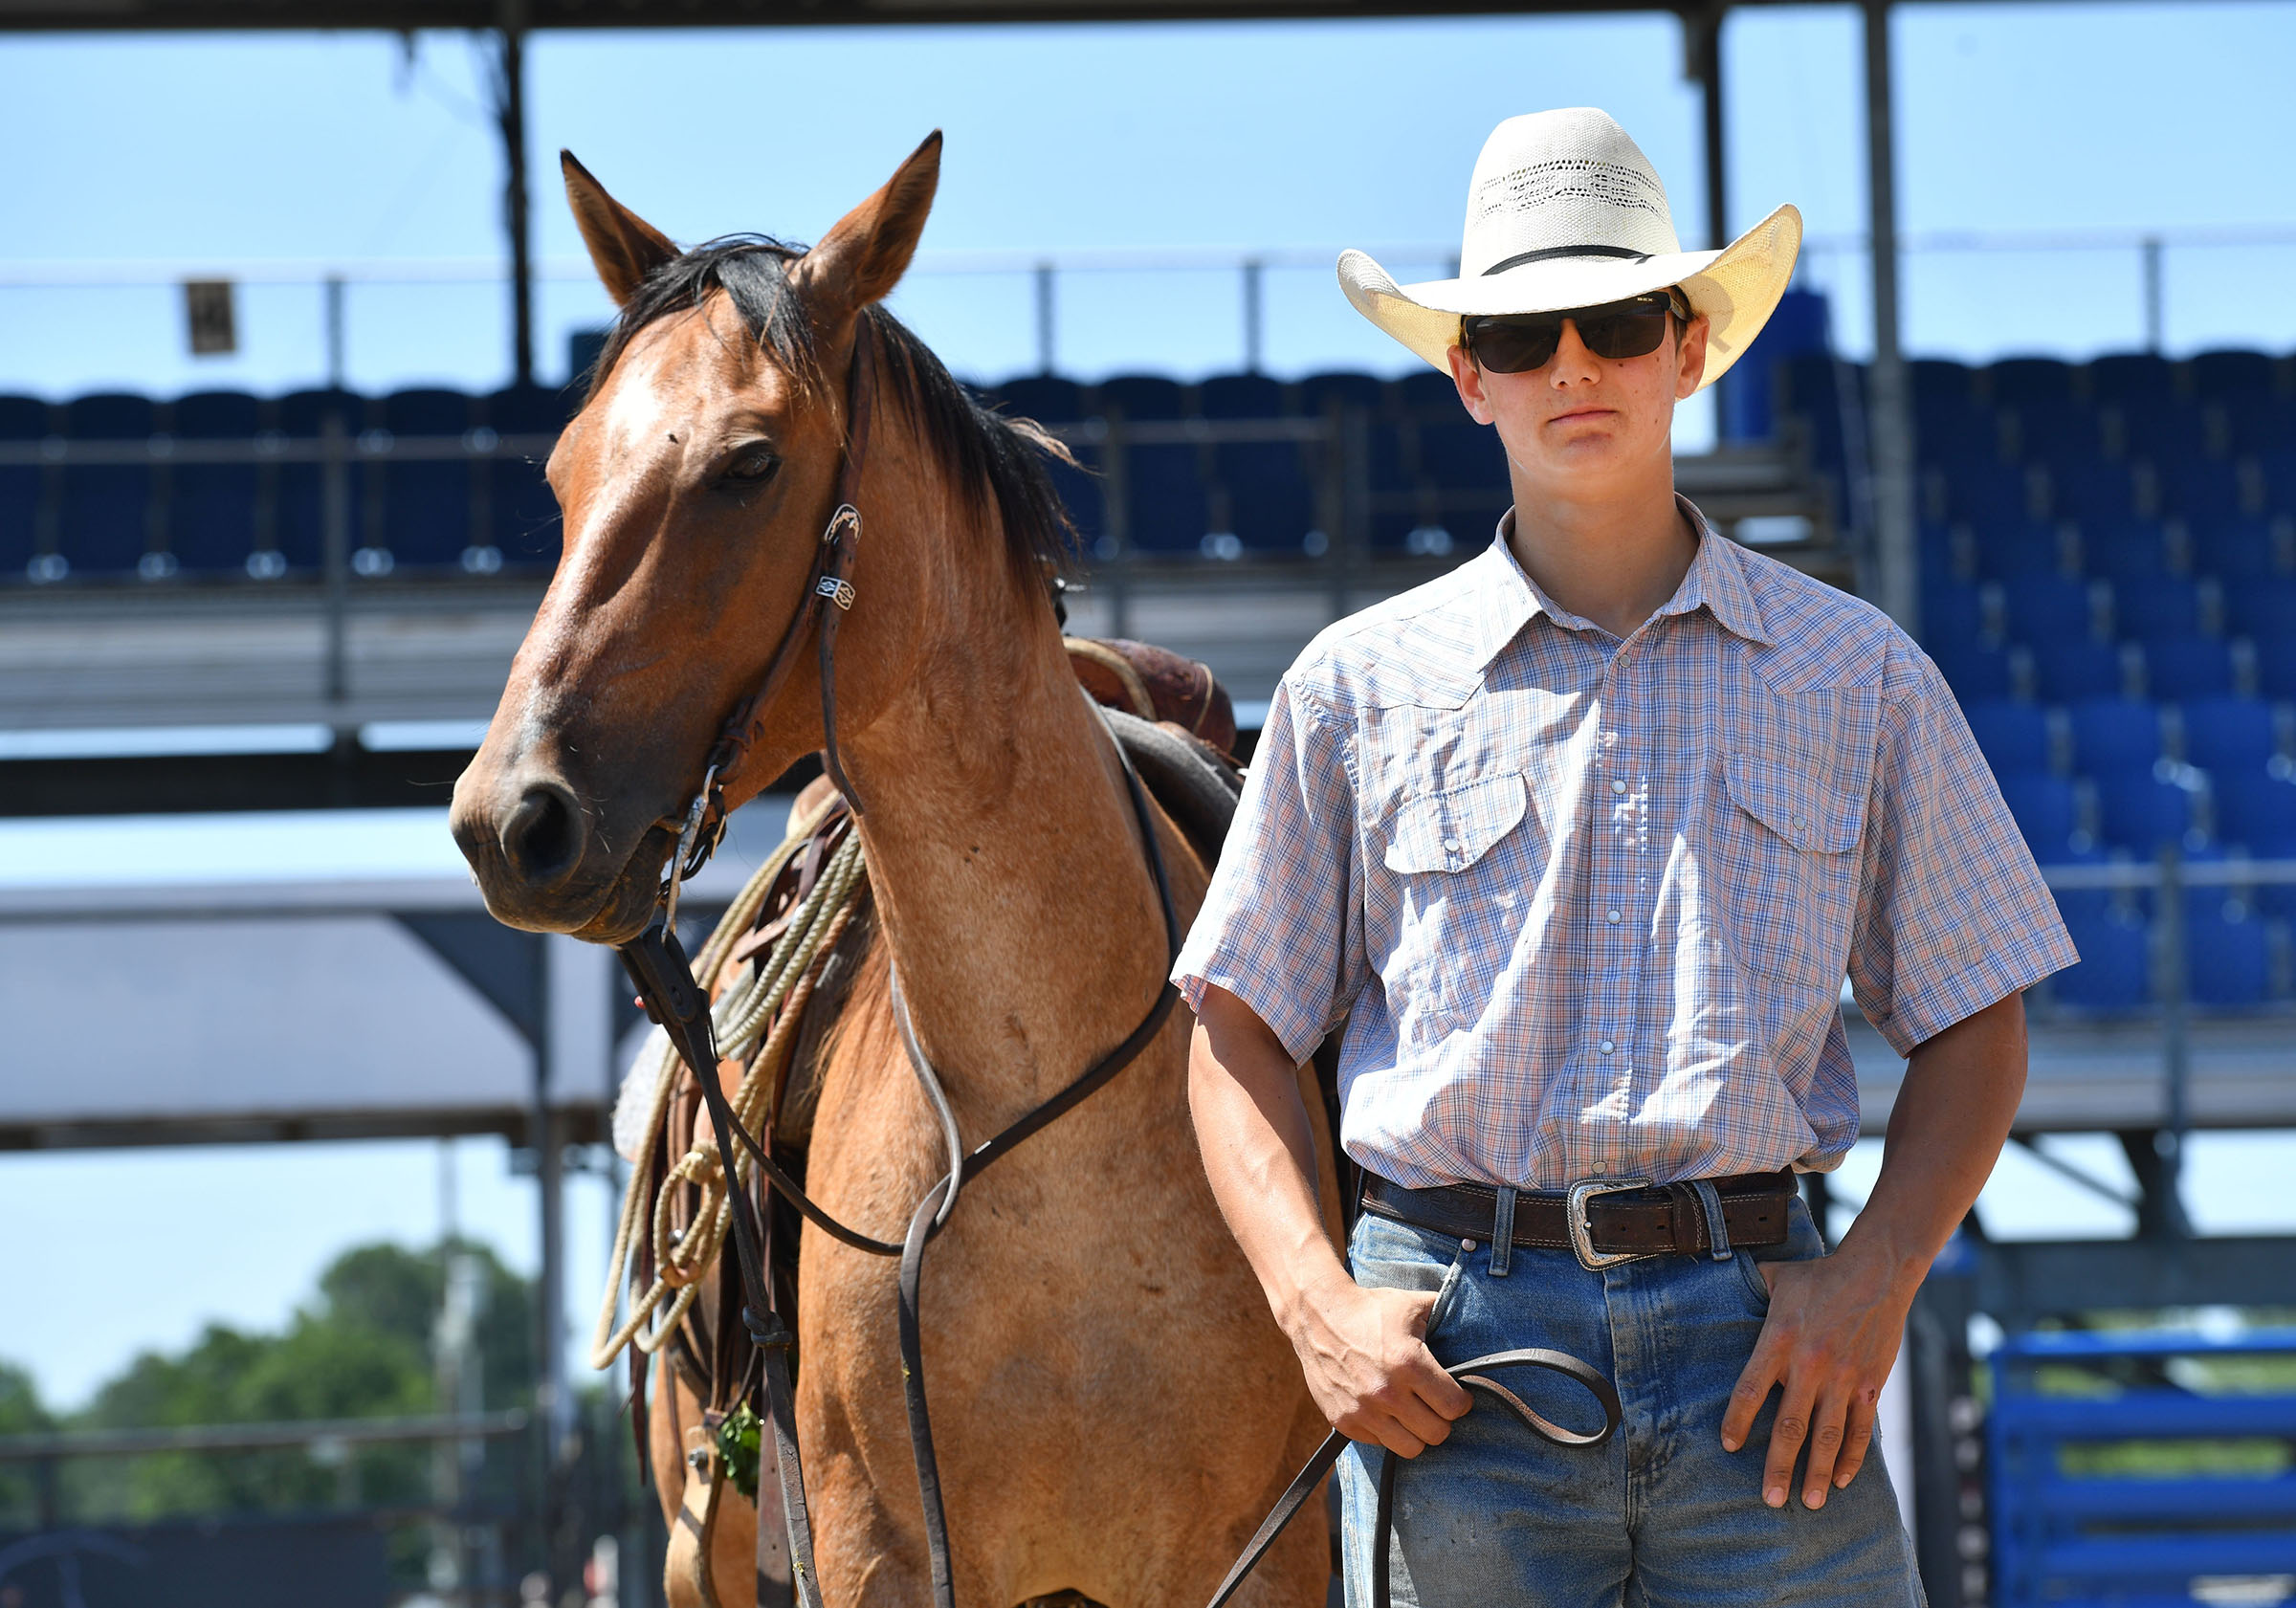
[1174,500,2076,1190]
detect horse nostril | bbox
[500,781,587,889]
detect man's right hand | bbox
[1284,1275,1472,1457]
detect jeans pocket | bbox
[1734,1248,1775,1310]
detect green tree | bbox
[0,1361,55,1529]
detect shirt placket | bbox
[1589,632,1645,1182]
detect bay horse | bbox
[449,135,1339,1607]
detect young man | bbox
[1175,108,2075,1604]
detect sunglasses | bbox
[1460,291,1689,375]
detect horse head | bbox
[451,137,946,941]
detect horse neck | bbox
[836,433,1170,1129]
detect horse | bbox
[449,133,1340,1608]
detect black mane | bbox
[586,234,1075,588]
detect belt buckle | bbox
[1566,1177,1654,1271]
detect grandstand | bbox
[1782,344,2296,1016]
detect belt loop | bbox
[1691,1178,1732,1262]
[1488,1186,1516,1278]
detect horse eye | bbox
[723,449,780,486]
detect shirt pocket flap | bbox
[1724,752,1864,855]
[1384,773,1530,874]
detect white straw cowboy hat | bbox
[1339,107,1802,390]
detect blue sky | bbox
[6,5,2296,1409]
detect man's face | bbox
[1445,304,1710,494]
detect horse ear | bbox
[562,150,678,309]
[794,131,943,324]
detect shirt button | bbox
[1606,909,1622,924]
[1610,780,1626,795]
[1599,1039,1616,1055]
[1443,837,1460,852]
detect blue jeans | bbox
[1338,1198,1925,1607]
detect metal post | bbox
[2142,235,2164,354]
[1689,2,1731,436]
[1034,262,1056,377]
[1863,0,1920,633]
[324,275,347,391]
[1242,258,1265,375]
[493,4,535,388]
[2156,843,2192,1235]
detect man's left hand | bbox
[1719,1243,1913,1510]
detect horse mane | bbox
[585,233,1077,589]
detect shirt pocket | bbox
[1380,772,1534,1029]
[1718,748,1867,989]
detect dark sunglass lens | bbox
[1577,309,1671,361]
[1472,320,1560,374]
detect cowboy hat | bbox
[1339,107,1801,390]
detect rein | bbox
[616,314,1182,1608]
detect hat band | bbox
[1481,243,1651,276]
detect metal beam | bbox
[1686,2,1729,430]
[1863,0,1919,633]
[489,7,535,388]
[1974,1235,2296,1328]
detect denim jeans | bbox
[1338,1197,1926,1607]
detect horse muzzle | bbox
[450,757,675,941]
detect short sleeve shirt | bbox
[1172,501,2076,1190]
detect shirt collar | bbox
[1470,495,1775,672]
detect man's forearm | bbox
[1186,986,1349,1326]
[1838,990,2029,1292]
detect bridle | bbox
[616,312,1184,1608]
[613,310,1621,1608]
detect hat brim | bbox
[1338,203,1802,391]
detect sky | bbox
[5,5,2296,1411]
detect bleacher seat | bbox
[2050,460,2141,526]
[2033,639,2124,703]
[2067,697,2159,775]
[2092,770,2193,851]
[2018,410,2106,474]
[1944,459,2035,530]
[1199,373,1317,554]
[1998,772,2080,857]
[1973,519,2064,581]
[1097,374,1186,421]
[2214,763,2296,851]
[275,388,368,572]
[1921,580,1985,644]
[0,395,48,577]
[2258,449,2296,517]
[1296,371,1384,415]
[2192,518,2283,580]
[2001,573,2093,642]
[2256,637,2296,703]
[1049,442,1106,553]
[2110,573,2199,640]
[169,390,262,576]
[2157,457,2246,527]
[1988,357,2074,408]
[2181,696,2278,773]
[60,392,156,577]
[1197,373,1286,420]
[993,375,1086,426]
[378,388,475,570]
[2225,399,2295,462]
[2142,635,2235,701]
[1416,418,1510,496]
[2222,572,2296,638]
[2083,517,2172,580]
[2052,908,2152,1010]
[1966,700,2051,775]
[2188,899,2272,1007]
[1124,442,1209,555]
[1395,370,1462,417]
[2189,349,2278,400]
[1932,639,2014,702]
[482,385,568,571]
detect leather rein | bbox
[616,315,1184,1608]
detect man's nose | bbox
[1548,319,1601,383]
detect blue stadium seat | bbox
[2052,908,2151,1010]
[1097,374,1187,421]
[1942,458,2034,528]
[2041,844,2113,928]
[1296,372,1384,416]
[1917,520,1967,582]
[483,385,569,571]
[1394,370,1463,417]
[1779,353,1850,468]
[1912,361,1988,461]
[2019,410,2106,472]
[2083,518,2172,581]
[1197,373,1286,420]
[2000,573,2094,643]
[1966,699,2050,775]
[2067,697,2160,775]
[1213,440,1317,554]
[2182,696,2277,773]
[993,375,1086,426]
[2033,640,2124,703]
[1920,580,1986,645]
[2258,449,2296,518]
[0,395,49,577]
[2187,900,2271,1007]
[60,392,156,577]
[2143,635,2234,700]
[1048,441,1105,553]
[380,388,474,569]
[2109,573,2198,640]
[1932,639,2013,702]
[2192,518,2283,581]
[2224,398,2295,462]
[2189,349,2277,400]
[1416,419,1510,494]
[169,390,262,576]
[1123,443,1209,554]
[1973,520,2064,581]
[2221,574,2296,639]
[2087,353,2173,406]
[275,388,370,571]
[1988,357,2075,408]
[2049,459,2139,525]
[1997,772,2080,857]
[2257,637,2296,702]
[2213,763,2296,852]
[2156,457,2245,527]
[2092,770,2193,850]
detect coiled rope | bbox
[591,799,871,1370]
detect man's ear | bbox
[792,132,943,333]
[563,151,678,309]
[1677,314,1713,402]
[1446,345,1495,426]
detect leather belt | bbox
[1360,1169,1796,1269]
